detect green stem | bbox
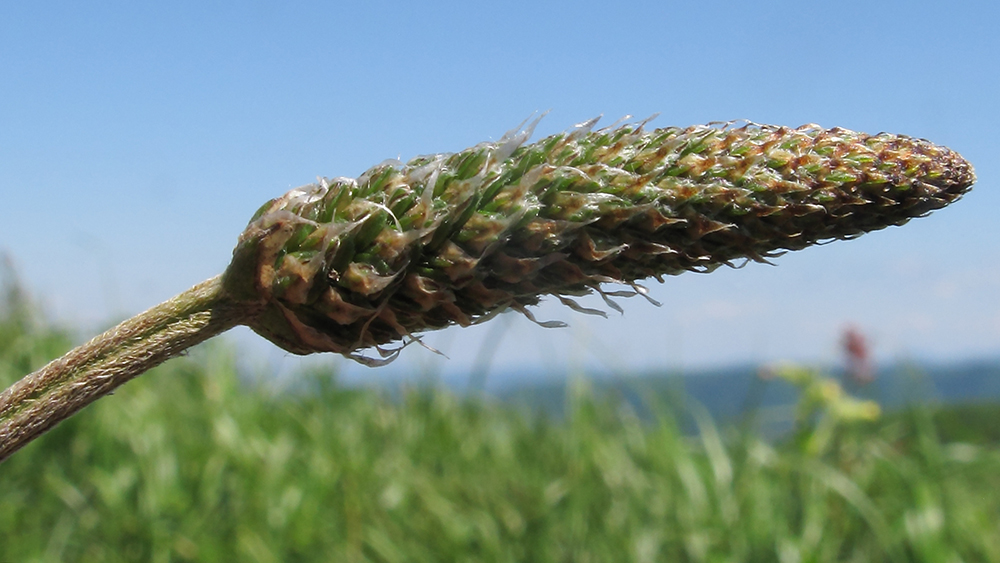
[0,276,247,463]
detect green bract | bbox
[224,120,975,364]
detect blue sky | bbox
[2,1,998,383]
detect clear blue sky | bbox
[2,1,998,383]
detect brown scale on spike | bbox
[222,121,975,365]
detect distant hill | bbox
[464,359,1000,434]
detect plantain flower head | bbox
[223,119,975,364]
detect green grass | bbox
[3,283,1000,562]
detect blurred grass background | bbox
[3,272,1000,562]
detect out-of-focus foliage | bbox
[762,362,881,456]
[2,272,1000,562]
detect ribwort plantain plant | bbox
[0,117,975,462]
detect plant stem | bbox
[0,275,246,463]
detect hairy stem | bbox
[0,276,246,463]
